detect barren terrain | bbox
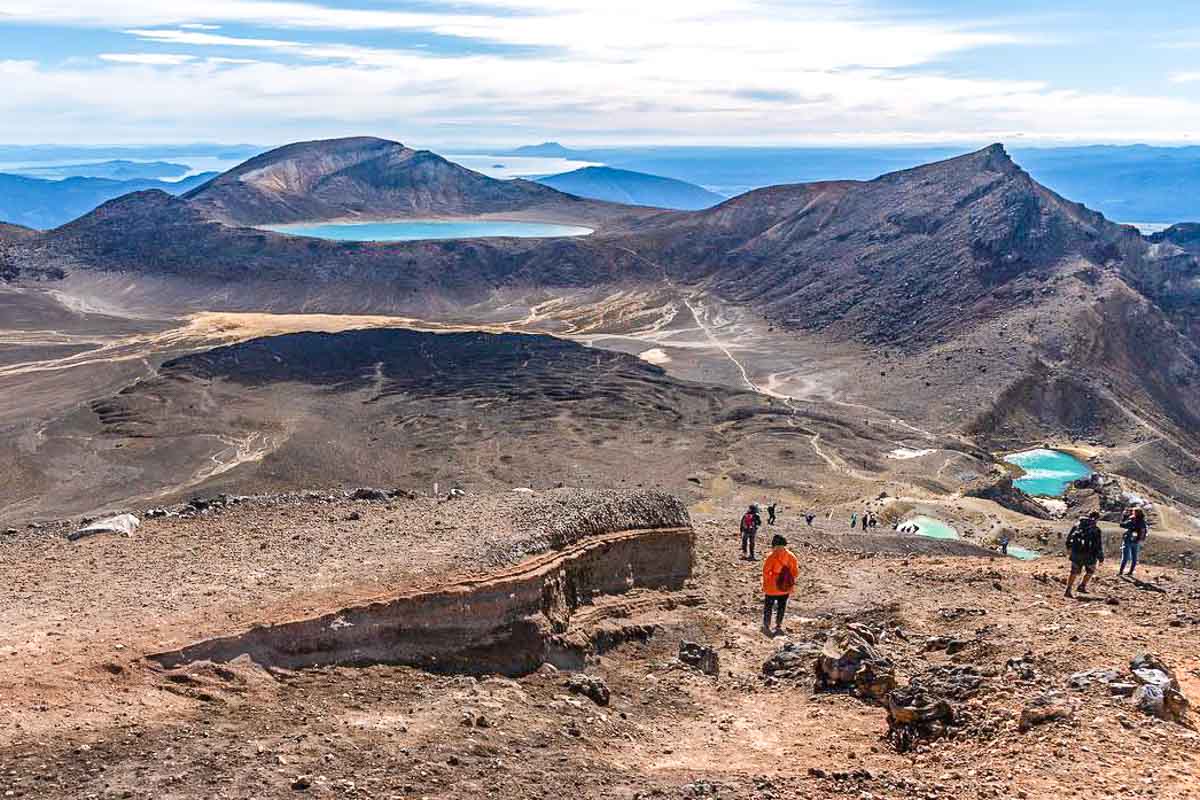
[3,140,1200,799]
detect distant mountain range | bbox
[12,160,191,181]
[535,166,724,210]
[505,142,1200,224]
[0,172,218,229]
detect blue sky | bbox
[1,0,1199,146]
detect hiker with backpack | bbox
[767,502,777,526]
[740,504,762,560]
[762,534,799,635]
[850,512,857,529]
[1065,511,1104,598]
[1119,506,1148,577]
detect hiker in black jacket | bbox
[1065,511,1104,597]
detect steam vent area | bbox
[0,488,695,735]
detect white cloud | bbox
[1170,71,1200,84]
[124,28,297,49]
[98,52,196,65]
[0,1,1199,144]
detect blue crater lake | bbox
[1003,448,1092,497]
[262,219,593,242]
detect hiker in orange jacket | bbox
[762,534,799,635]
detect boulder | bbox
[1128,654,1190,722]
[68,513,139,542]
[1134,685,1166,718]
[1019,692,1074,731]
[678,641,720,676]
[814,625,896,701]
[1068,668,1122,690]
[886,686,954,752]
[351,487,389,501]
[762,641,822,679]
[565,674,610,707]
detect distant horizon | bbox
[8,139,1200,154]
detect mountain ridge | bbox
[0,171,218,230]
[183,135,629,226]
[9,139,1200,505]
[535,166,725,210]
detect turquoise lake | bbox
[263,219,593,242]
[1003,449,1092,497]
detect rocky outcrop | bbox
[150,504,695,676]
[67,513,139,541]
[963,470,1050,519]
[814,624,897,701]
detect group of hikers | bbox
[850,511,880,530]
[738,503,814,560]
[1063,506,1149,597]
[738,499,1154,635]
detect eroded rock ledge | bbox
[150,490,695,675]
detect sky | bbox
[2,0,1200,147]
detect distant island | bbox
[14,159,192,181]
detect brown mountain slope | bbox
[9,141,1200,503]
[23,190,654,311]
[183,135,634,226]
[0,222,37,240]
[627,145,1140,346]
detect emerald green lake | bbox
[1003,449,1092,497]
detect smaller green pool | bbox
[1005,544,1041,561]
[905,515,1041,560]
[908,515,959,540]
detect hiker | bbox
[861,512,869,531]
[1064,511,1104,598]
[869,513,878,529]
[805,512,815,527]
[1119,507,1148,577]
[740,504,762,560]
[850,512,857,529]
[767,502,777,526]
[999,533,1010,556]
[762,534,799,636]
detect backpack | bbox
[741,511,756,533]
[775,560,796,593]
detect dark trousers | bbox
[741,529,757,558]
[763,595,788,628]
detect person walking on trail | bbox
[861,511,869,531]
[805,513,815,527]
[762,534,799,636]
[1119,507,1148,577]
[1065,511,1104,598]
[740,504,762,560]
[850,512,857,529]
[767,503,777,526]
[999,532,1010,556]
